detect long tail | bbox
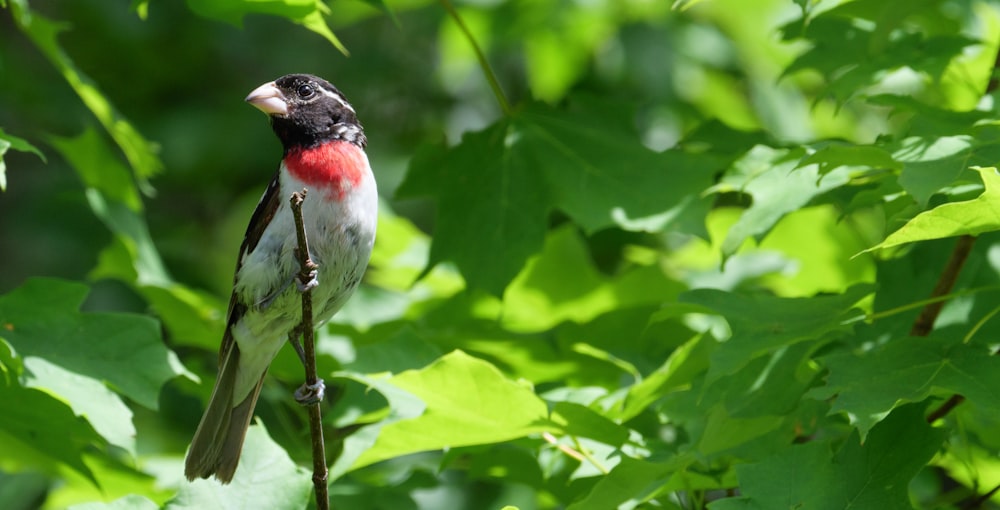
[184,344,266,483]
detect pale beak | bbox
[245,82,288,115]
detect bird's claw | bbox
[294,379,325,406]
[296,270,319,293]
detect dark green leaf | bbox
[0,278,189,410]
[680,284,872,380]
[810,334,1000,436]
[711,404,944,510]
[399,101,717,294]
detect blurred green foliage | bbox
[5,0,1000,508]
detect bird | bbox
[184,74,378,483]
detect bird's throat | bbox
[284,141,367,200]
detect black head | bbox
[246,74,366,151]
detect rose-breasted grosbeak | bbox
[184,74,377,483]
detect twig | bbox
[290,190,329,510]
[910,235,976,337]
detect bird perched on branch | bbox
[185,74,378,483]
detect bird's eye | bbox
[297,84,315,98]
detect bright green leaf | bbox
[503,225,684,332]
[184,0,347,54]
[351,351,556,470]
[713,145,851,255]
[868,167,1000,252]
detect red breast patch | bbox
[284,141,367,200]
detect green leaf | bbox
[798,143,902,176]
[184,0,347,54]
[9,2,162,192]
[867,167,1000,252]
[713,145,851,255]
[0,127,45,192]
[710,404,944,510]
[399,101,716,294]
[21,356,137,454]
[809,334,1000,437]
[167,422,312,509]
[680,284,872,380]
[608,333,713,423]
[549,401,629,448]
[502,226,684,332]
[48,128,143,212]
[351,351,557,470]
[566,457,681,510]
[892,135,978,207]
[0,278,189,410]
[400,121,547,295]
[0,380,101,484]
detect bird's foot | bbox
[296,269,319,293]
[294,379,325,406]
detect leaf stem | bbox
[439,0,512,115]
[863,284,1000,324]
[963,304,1000,344]
[570,435,610,475]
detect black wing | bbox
[218,172,283,362]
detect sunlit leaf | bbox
[868,167,1000,252]
[184,0,347,54]
[350,351,554,470]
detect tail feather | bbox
[184,344,266,484]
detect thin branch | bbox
[439,0,512,115]
[910,235,976,337]
[290,190,329,510]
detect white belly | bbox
[229,165,377,403]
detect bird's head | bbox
[245,74,365,151]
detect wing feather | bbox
[219,172,283,361]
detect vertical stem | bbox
[290,190,329,510]
[439,0,512,115]
[910,235,976,337]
